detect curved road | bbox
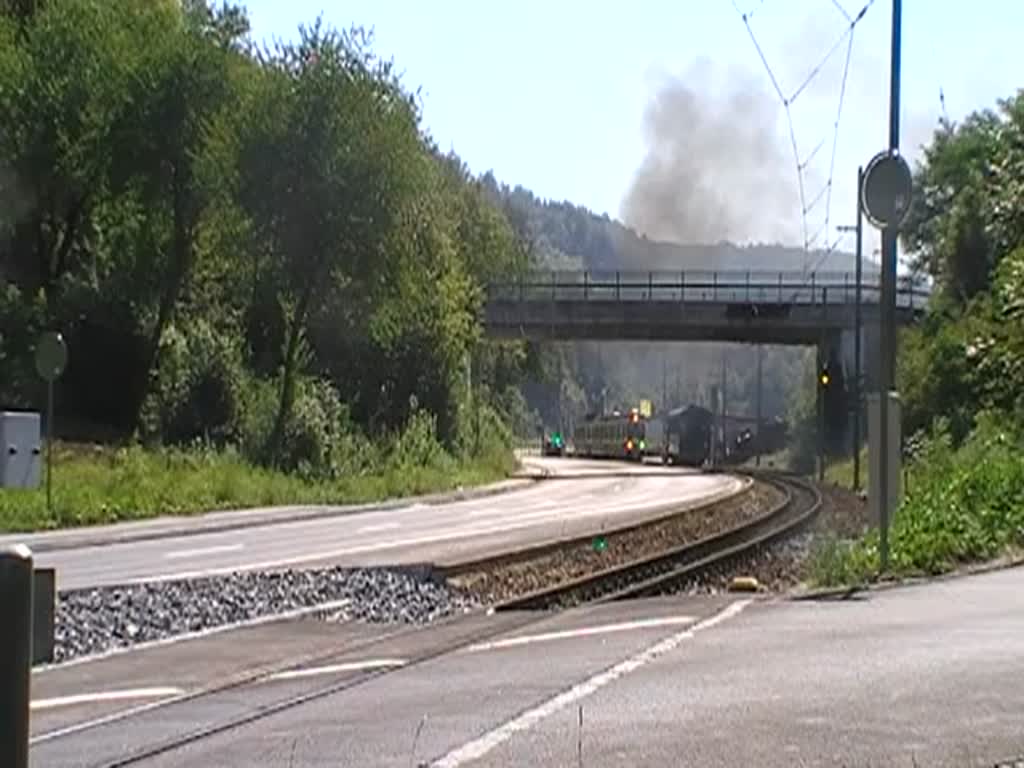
[23,458,744,590]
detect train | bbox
[643,405,714,467]
[566,403,789,468]
[572,409,646,461]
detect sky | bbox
[241,0,1024,256]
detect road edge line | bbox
[33,598,352,674]
[5,473,543,554]
[429,599,753,767]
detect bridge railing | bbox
[487,270,931,310]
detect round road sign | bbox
[861,149,913,230]
[35,332,68,382]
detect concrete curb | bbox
[3,469,547,554]
[786,553,1024,601]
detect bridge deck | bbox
[484,270,926,345]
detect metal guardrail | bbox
[487,270,930,310]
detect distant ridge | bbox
[479,174,881,277]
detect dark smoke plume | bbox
[620,58,800,247]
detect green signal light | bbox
[639,439,646,450]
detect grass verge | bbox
[0,441,517,533]
[808,414,1024,587]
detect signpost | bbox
[34,332,67,517]
[860,147,912,572]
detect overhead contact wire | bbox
[732,0,874,275]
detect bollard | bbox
[1,544,33,768]
[33,568,56,665]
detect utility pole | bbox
[854,166,864,491]
[720,351,727,464]
[661,357,668,413]
[755,346,763,467]
[878,0,903,572]
[837,166,865,491]
[817,342,826,483]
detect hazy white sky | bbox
[242,1,1022,254]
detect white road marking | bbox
[465,615,698,653]
[31,695,189,745]
[32,687,184,711]
[357,522,401,533]
[128,476,747,583]
[34,599,352,674]
[430,600,752,767]
[164,544,244,560]
[268,658,407,681]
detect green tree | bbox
[904,92,1024,306]
[233,22,423,462]
[899,90,1024,442]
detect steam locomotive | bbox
[645,406,789,467]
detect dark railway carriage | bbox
[661,405,714,467]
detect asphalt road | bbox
[31,567,1024,767]
[23,458,743,590]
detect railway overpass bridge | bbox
[483,269,929,391]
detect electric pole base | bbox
[868,391,902,529]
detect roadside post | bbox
[860,147,912,572]
[1,544,34,768]
[34,331,68,519]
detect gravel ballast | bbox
[52,566,480,664]
[675,482,873,595]
[444,479,872,602]
[447,480,784,602]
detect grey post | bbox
[1,544,34,768]
[817,338,826,484]
[35,330,68,520]
[853,165,864,491]
[755,345,763,468]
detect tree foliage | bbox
[0,1,528,470]
[899,89,1024,442]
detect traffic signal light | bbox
[819,364,831,388]
[551,432,563,448]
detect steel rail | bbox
[492,472,821,611]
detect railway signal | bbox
[819,364,831,389]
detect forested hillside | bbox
[0,0,544,527]
[1,0,920,533]
[482,174,871,274]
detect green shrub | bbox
[140,320,246,445]
[278,376,351,479]
[810,412,1024,586]
[387,409,452,472]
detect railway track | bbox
[35,470,820,767]
[491,471,821,611]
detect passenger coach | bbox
[572,409,646,462]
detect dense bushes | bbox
[811,415,1024,585]
[814,90,1024,582]
[899,93,1024,444]
[0,1,532,485]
